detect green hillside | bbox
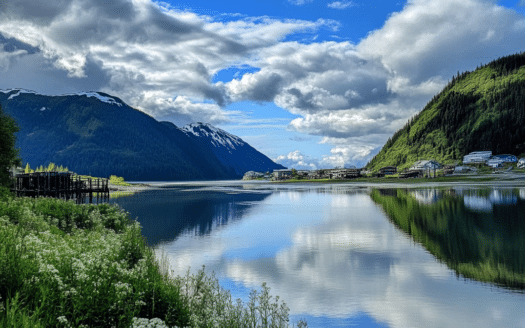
[367,53,525,171]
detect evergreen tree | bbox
[47,162,56,172]
[24,163,31,174]
[0,104,20,188]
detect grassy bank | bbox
[0,187,306,328]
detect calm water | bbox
[111,182,525,328]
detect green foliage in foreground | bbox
[0,187,305,328]
[370,188,525,289]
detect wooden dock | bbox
[12,172,110,204]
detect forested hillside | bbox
[0,90,283,180]
[367,53,525,171]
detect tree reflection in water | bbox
[371,187,525,289]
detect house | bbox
[463,151,492,164]
[297,170,309,178]
[273,169,293,180]
[242,171,264,180]
[409,160,442,171]
[518,158,525,169]
[330,168,361,179]
[442,165,455,175]
[399,170,422,178]
[454,166,477,173]
[307,171,320,179]
[486,158,504,168]
[378,166,397,175]
[491,154,518,163]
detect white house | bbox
[486,158,504,168]
[273,169,293,180]
[242,171,264,180]
[463,151,492,164]
[410,160,442,171]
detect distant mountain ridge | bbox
[366,52,525,171]
[0,89,285,180]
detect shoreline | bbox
[104,174,525,199]
[108,182,152,196]
[269,172,525,185]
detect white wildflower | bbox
[131,317,170,328]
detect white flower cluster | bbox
[131,317,174,328]
[57,315,72,328]
[16,209,152,313]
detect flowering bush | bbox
[0,194,306,328]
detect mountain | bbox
[367,52,525,171]
[181,122,285,175]
[0,89,285,180]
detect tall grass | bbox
[0,187,306,328]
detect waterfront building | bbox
[409,160,442,171]
[463,151,492,164]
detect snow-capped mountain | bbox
[181,122,285,176]
[182,123,244,150]
[1,88,124,106]
[0,89,284,180]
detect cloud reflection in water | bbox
[144,185,525,328]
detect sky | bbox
[1,0,525,169]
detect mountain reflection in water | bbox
[110,186,272,246]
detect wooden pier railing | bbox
[12,172,110,204]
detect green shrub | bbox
[0,197,305,328]
[110,175,131,186]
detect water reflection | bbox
[113,183,525,328]
[111,186,272,246]
[410,189,442,204]
[371,187,525,289]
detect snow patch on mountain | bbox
[0,89,122,106]
[182,122,245,149]
[4,89,38,100]
[68,92,123,106]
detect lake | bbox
[111,181,525,328]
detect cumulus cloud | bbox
[1,0,525,167]
[274,150,319,170]
[274,134,386,169]
[221,0,525,167]
[287,0,314,5]
[288,100,417,138]
[327,1,357,9]
[0,0,333,121]
[141,95,231,126]
[357,0,525,85]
